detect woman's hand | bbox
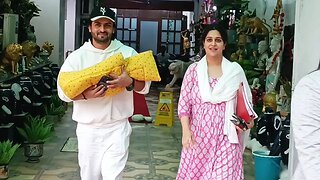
[182,129,195,150]
[235,118,255,133]
[246,118,255,129]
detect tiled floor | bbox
[7,86,255,180]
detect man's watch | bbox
[126,78,134,91]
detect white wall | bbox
[31,0,65,66]
[64,0,76,59]
[288,1,320,178]
[292,0,320,87]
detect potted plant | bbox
[16,115,53,163]
[45,103,65,125]
[49,94,66,116]
[0,140,20,179]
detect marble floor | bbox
[7,86,255,180]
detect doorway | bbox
[139,21,158,53]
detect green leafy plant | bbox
[0,140,20,165]
[50,94,64,108]
[46,94,66,116]
[17,116,53,143]
[45,103,65,116]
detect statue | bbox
[245,17,270,37]
[26,25,37,43]
[42,41,54,56]
[230,34,247,61]
[255,40,269,71]
[1,43,23,74]
[250,78,263,106]
[271,0,284,35]
[181,29,190,56]
[21,40,38,67]
[265,35,282,93]
[165,60,193,89]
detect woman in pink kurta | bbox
[176,24,255,180]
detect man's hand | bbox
[82,85,106,99]
[107,67,133,89]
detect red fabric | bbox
[128,92,150,122]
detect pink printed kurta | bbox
[176,63,243,180]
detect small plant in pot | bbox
[0,140,20,179]
[50,94,67,115]
[45,103,65,126]
[17,115,53,163]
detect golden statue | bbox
[21,40,38,67]
[245,17,270,37]
[181,29,190,55]
[1,43,23,74]
[42,41,54,56]
[262,91,277,113]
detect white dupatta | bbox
[197,55,252,145]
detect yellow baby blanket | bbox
[58,50,161,99]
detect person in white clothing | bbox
[57,5,150,180]
[290,63,320,180]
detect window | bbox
[116,17,138,50]
[161,19,182,54]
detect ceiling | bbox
[105,0,195,11]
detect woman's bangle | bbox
[82,93,87,100]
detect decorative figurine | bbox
[1,43,23,74]
[21,40,38,67]
[165,60,193,89]
[42,41,54,56]
[255,40,269,71]
[245,17,270,37]
[181,29,190,56]
[265,35,282,93]
[271,0,285,35]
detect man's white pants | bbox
[76,120,132,180]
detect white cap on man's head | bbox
[90,6,116,22]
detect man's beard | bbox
[93,33,111,44]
